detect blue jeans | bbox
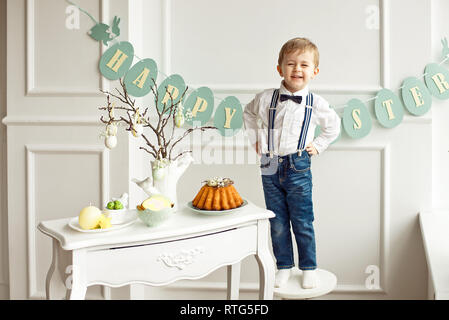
[260,152,316,270]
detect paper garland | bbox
[401,77,432,116]
[97,39,241,136]
[124,58,158,97]
[213,96,243,136]
[374,89,404,128]
[183,87,215,126]
[343,99,372,139]
[424,63,449,100]
[99,41,134,80]
[97,37,449,140]
[71,1,449,140]
[88,16,120,45]
[156,74,186,115]
[341,59,449,138]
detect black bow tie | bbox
[280,94,302,104]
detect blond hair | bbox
[278,37,320,67]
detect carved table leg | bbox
[66,249,87,300]
[255,219,275,300]
[45,239,69,300]
[68,282,87,300]
[227,261,241,300]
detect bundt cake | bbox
[192,177,244,211]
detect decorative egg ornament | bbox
[105,135,118,149]
[175,111,185,128]
[106,123,118,136]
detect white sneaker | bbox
[302,270,317,289]
[275,269,291,288]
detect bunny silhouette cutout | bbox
[88,16,121,46]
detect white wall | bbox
[431,0,449,209]
[0,0,9,300]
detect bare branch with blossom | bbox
[98,79,217,161]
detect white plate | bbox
[186,199,248,216]
[68,210,137,233]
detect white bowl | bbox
[103,208,129,224]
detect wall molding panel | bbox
[25,144,109,299]
[25,0,110,97]
[2,116,102,126]
[163,0,389,96]
[322,145,391,295]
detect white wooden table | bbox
[38,200,275,300]
[419,210,449,300]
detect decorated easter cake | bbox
[192,177,244,211]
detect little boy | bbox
[243,37,340,289]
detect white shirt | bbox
[243,82,341,156]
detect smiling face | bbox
[277,49,319,93]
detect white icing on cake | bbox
[205,177,233,188]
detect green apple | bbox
[113,200,123,209]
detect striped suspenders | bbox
[296,93,314,156]
[268,89,280,158]
[267,90,314,158]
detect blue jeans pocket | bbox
[291,153,310,173]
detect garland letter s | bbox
[352,108,362,130]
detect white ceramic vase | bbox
[133,153,194,212]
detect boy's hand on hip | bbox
[306,143,318,156]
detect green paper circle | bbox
[424,63,449,100]
[183,87,214,126]
[213,96,243,137]
[156,74,186,114]
[401,77,432,116]
[99,41,134,80]
[124,58,158,97]
[374,89,404,128]
[342,99,372,139]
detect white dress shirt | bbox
[243,82,341,156]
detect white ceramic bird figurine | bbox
[132,177,160,196]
